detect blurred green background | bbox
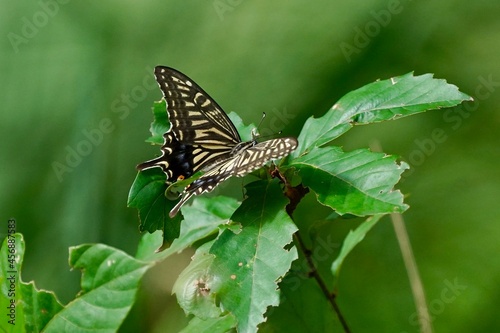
[2,0,499,332]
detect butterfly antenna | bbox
[257,112,266,130]
[251,112,266,141]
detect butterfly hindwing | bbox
[230,137,298,177]
[137,132,196,181]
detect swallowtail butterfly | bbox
[138,66,298,217]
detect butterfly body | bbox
[138,66,298,217]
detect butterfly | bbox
[137,66,298,217]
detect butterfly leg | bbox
[169,191,195,218]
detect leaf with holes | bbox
[208,180,298,333]
[173,242,221,319]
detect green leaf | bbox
[1,233,63,333]
[43,244,151,332]
[173,242,221,319]
[179,314,237,333]
[290,146,409,215]
[228,111,256,142]
[331,214,383,288]
[165,196,241,254]
[127,168,181,246]
[135,196,240,262]
[209,180,298,333]
[293,72,473,157]
[145,100,169,145]
[135,230,164,261]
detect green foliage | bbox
[178,314,237,333]
[173,242,221,319]
[128,167,182,246]
[290,147,409,215]
[128,72,470,332]
[0,234,153,333]
[145,100,170,145]
[228,111,256,142]
[1,73,471,332]
[43,244,151,333]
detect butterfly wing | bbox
[138,66,241,180]
[137,66,298,218]
[136,132,194,181]
[169,137,298,217]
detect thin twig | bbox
[293,232,351,333]
[271,165,351,332]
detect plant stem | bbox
[272,164,351,332]
[391,213,433,333]
[293,232,351,333]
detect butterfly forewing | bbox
[154,66,241,146]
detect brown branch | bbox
[293,232,351,333]
[270,165,351,333]
[269,165,309,216]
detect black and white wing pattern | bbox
[169,137,298,217]
[137,66,298,217]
